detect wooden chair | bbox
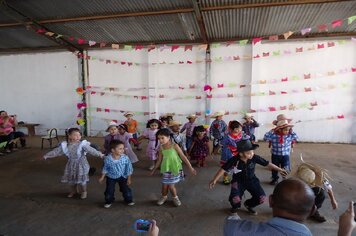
[41,128,59,149]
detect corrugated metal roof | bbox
[0,27,57,49]
[6,0,193,20]
[203,1,356,40]
[45,13,201,43]
[201,0,312,8]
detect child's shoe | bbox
[244,202,257,215]
[104,203,112,208]
[67,192,76,198]
[310,210,326,223]
[157,195,168,206]
[148,165,155,171]
[223,175,230,185]
[269,179,278,185]
[172,196,181,207]
[80,191,87,199]
[127,201,135,206]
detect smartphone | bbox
[134,219,151,232]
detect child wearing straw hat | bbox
[296,160,338,222]
[123,112,141,151]
[103,121,120,155]
[209,111,227,154]
[180,114,197,151]
[169,120,187,154]
[264,119,298,185]
[209,139,288,215]
[242,113,259,143]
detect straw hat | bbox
[272,114,292,125]
[243,113,253,119]
[124,111,134,117]
[106,121,118,132]
[186,114,197,119]
[211,110,225,118]
[236,139,259,153]
[168,120,182,127]
[273,119,294,131]
[296,162,329,187]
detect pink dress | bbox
[117,132,139,163]
[142,128,159,160]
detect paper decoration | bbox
[269,35,279,41]
[331,19,343,28]
[239,40,248,45]
[76,87,85,95]
[317,24,328,32]
[301,28,312,35]
[45,32,55,36]
[88,40,97,46]
[348,16,356,24]
[252,37,262,45]
[184,45,193,51]
[283,31,294,39]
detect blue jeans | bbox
[186,136,193,150]
[271,154,290,180]
[229,178,266,210]
[104,177,133,204]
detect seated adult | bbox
[223,178,315,236]
[0,110,26,151]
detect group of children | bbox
[42,111,337,222]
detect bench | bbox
[17,123,40,136]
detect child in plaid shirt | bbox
[264,119,298,185]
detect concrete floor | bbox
[0,137,355,236]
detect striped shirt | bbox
[102,154,133,179]
[264,130,298,156]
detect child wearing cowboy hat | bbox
[296,161,338,223]
[209,111,227,155]
[209,139,288,215]
[264,119,298,185]
[103,121,120,155]
[169,120,187,154]
[242,113,259,143]
[123,112,141,151]
[180,114,197,151]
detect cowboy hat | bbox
[168,120,182,127]
[272,114,292,125]
[186,114,197,119]
[236,139,259,153]
[295,162,329,187]
[123,111,134,117]
[243,113,253,119]
[106,121,118,132]
[273,119,294,131]
[211,110,225,118]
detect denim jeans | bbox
[312,187,326,209]
[271,154,290,180]
[229,178,266,210]
[104,176,133,204]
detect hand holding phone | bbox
[134,219,151,232]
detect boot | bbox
[310,210,326,223]
[20,138,26,148]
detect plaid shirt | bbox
[102,154,133,179]
[209,119,227,140]
[264,130,298,156]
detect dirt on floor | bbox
[0,137,355,236]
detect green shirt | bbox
[160,145,183,175]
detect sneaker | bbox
[173,196,181,207]
[127,202,135,206]
[67,192,76,198]
[80,191,87,199]
[157,196,168,206]
[310,210,327,223]
[244,202,257,215]
[148,165,155,171]
[104,203,112,208]
[269,179,278,185]
[223,176,230,185]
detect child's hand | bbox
[149,169,155,176]
[209,180,216,189]
[127,178,132,185]
[331,200,338,210]
[190,167,197,175]
[100,153,105,159]
[98,177,105,184]
[279,168,289,177]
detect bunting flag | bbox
[283,31,294,39]
[348,15,356,24]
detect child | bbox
[43,128,104,199]
[242,113,259,143]
[264,119,298,185]
[117,124,139,163]
[209,139,287,215]
[180,114,197,151]
[220,120,249,184]
[123,112,141,150]
[103,121,120,155]
[168,120,187,154]
[188,125,210,167]
[209,111,227,154]
[150,128,196,207]
[159,116,170,129]
[138,119,161,170]
[296,161,338,222]
[99,140,134,208]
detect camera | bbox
[134,219,151,232]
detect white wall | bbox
[0,51,80,135]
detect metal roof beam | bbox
[191,0,208,43]
[201,0,354,11]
